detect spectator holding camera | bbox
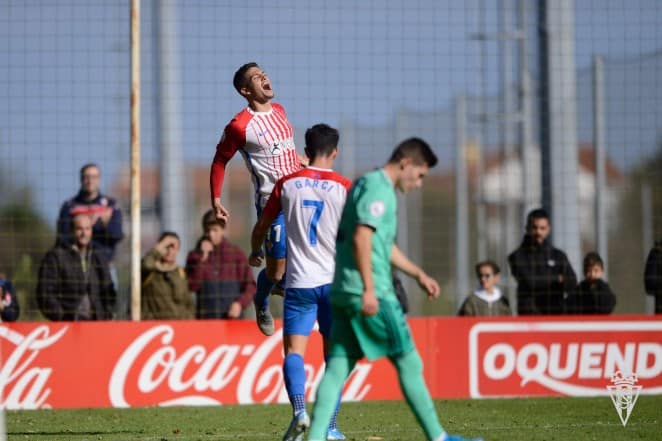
[141,232,194,320]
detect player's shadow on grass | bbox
[9,429,138,436]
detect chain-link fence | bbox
[1,1,660,321]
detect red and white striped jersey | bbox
[263,167,352,288]
[210,103,301,210]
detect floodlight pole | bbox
[455,95,469,310]
[593,55,608,274]
[539,0,581,275]
[130,0,142,321]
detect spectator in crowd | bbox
[57,163,123,263]
[508,208,577,315]
[458,260,512,317]
[644,240,662,314]
[569,252,616,314]
[0,272,19,322]
[186,210,256,319]
[37,214,116,321]
[141,232,194,320]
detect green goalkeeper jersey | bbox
[331,168,398,304]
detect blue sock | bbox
[254,269,273,311]
[283,353,306,414]
[325,356,342,430]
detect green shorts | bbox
[329,294,414,361]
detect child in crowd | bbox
[571,252,616,314]
[458,260,512,317]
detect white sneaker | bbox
[282,411,310,441]
[256,309,274,336]
[326,427,346,440]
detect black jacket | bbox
[56,192,123,261]
[36,244,116,321]
[644,240,662,313]
[569,279,616,314]
[0,279,19,322]
[508,235,577,315]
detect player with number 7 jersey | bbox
[249,124,351,441]
[262,164,351,290]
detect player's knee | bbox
[392,350,423,375]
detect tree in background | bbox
[608,140,662,313]
[0,172,54,320]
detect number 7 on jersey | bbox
[302,199,324,246]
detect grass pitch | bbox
[6,396,661,440]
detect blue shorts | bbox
[263,211,287,259]
[283,285,332,338]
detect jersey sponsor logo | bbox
[369,200,385,217]
[270,141,283,155]
[469,321,662,398]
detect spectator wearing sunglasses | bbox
[458,260,512,317]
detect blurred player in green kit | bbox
[308,138,483,441]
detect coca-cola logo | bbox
[469,321,662,398]
[109,325,372,407]
[0,325,68,409]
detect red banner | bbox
[0,315,660,409]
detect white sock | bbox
[434,432,448,441]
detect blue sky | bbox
[1,0,661,226]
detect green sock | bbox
[391,349,444,441]
[308,356,355,440]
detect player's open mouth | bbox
[262,81,272,91]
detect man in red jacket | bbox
[186,210,256,319]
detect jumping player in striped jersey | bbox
[249,124,351,441]
[210,62,304,336]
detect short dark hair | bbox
[233,62,259,94]
[475,260,500,277]
[202,209,226,231]
[583,251,604,272]
[526,208,550,229]
[304,124,339,160]
[387,138,438,168]
[80,163,99,180]
[158,231,180,242]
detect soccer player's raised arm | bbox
[391,244,440,299]
[354,224,378,316]
[210,122,243,221]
